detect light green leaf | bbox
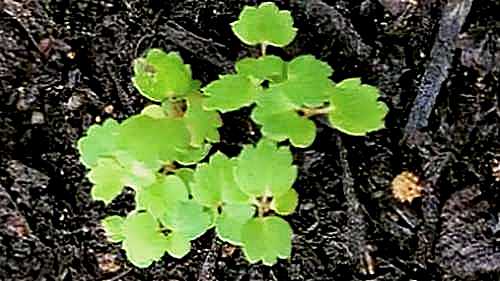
[132,49,194,101]
[202,74,260,112]
[184,93,222,146]
[88,158,126,204]
[136,175,189,220]
[236,55,286,83]
[122,212,168,268]
[162,200,213,240]
[235,140,297,198]
[175,168,194,194]
[116,114,191,169]
[165,232,191,258]
[121,160,156,189]
[216,204,255,245]
[272,55,334,107]
[231,2,297,47]
[191,152,249,208]
[175,144,211,165]
[252,90,316,147]
[328,78,388,135]
[271,188,298,215]
[101,215,125,242]
[77,119,120,168]
[241,216,293,266]
[141,104,167,119]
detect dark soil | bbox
[1,0,499,280]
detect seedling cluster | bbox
[77,2,388,268]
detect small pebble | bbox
[31,111,45,124]
[66,95,83,110]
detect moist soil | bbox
[0,0,499,280]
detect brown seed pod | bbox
[391,171,423,203]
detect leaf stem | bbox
[261,43,267,56]
[300,106,333,118]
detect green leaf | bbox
[184,93,222,146]
[77,119,120,168]
[162,200,213,240]
[101,215,125,242]
[203,74,260,112]
[116,114,191,169]
[122,160,157,189]
[236,55,286,83]
[328,78,388,135]
[231,2,297,47]
[235,140,297,198]
[141,104,167,119]
[88,158,126,204]
[271,188,298,215]
[215,204,255,245]
[136,175,189,220]
[175,168,195,194]
[241,216,293,266]
[191,152,250,208]
[272,55,334,107]
[252,90,316,147]
[88,157,156,204]
[132,49,194,101]
[122,212,168,268]
[165,232,191,258]
[175,144,211,165]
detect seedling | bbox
[76,2,388,268]
[204,2,388,147]
[190,140,297,265]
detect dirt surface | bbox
[0,0,499,280]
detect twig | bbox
[102,268,132,281]
[335,135,370,272]
[404,0,475,138]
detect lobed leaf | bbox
[162,200,214,240]
[231,2,297,47]
[235,140,297,198]
[101,215,125,242]
[252,90,316,147]
[271,188,298,215]
[122,212,169,268]
[215,203,255,246]
[241,216,293,266]
[135,175,189,221]
[328,78,388,135]
[164,231,191,258]
[184,93,222,146]
[88,158,126,204]
[202,74,260,113]
[116,114,191,169]
[236,55,286,83]
[191,152,249,208]
[132,49,194,101]
[175,144,211,165]
[273,55,334,107]
[77,119,120,168]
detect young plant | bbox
[190,140,298,265]
[203,2,388,147]
[76,1,389,269]
[77,49,222,267]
